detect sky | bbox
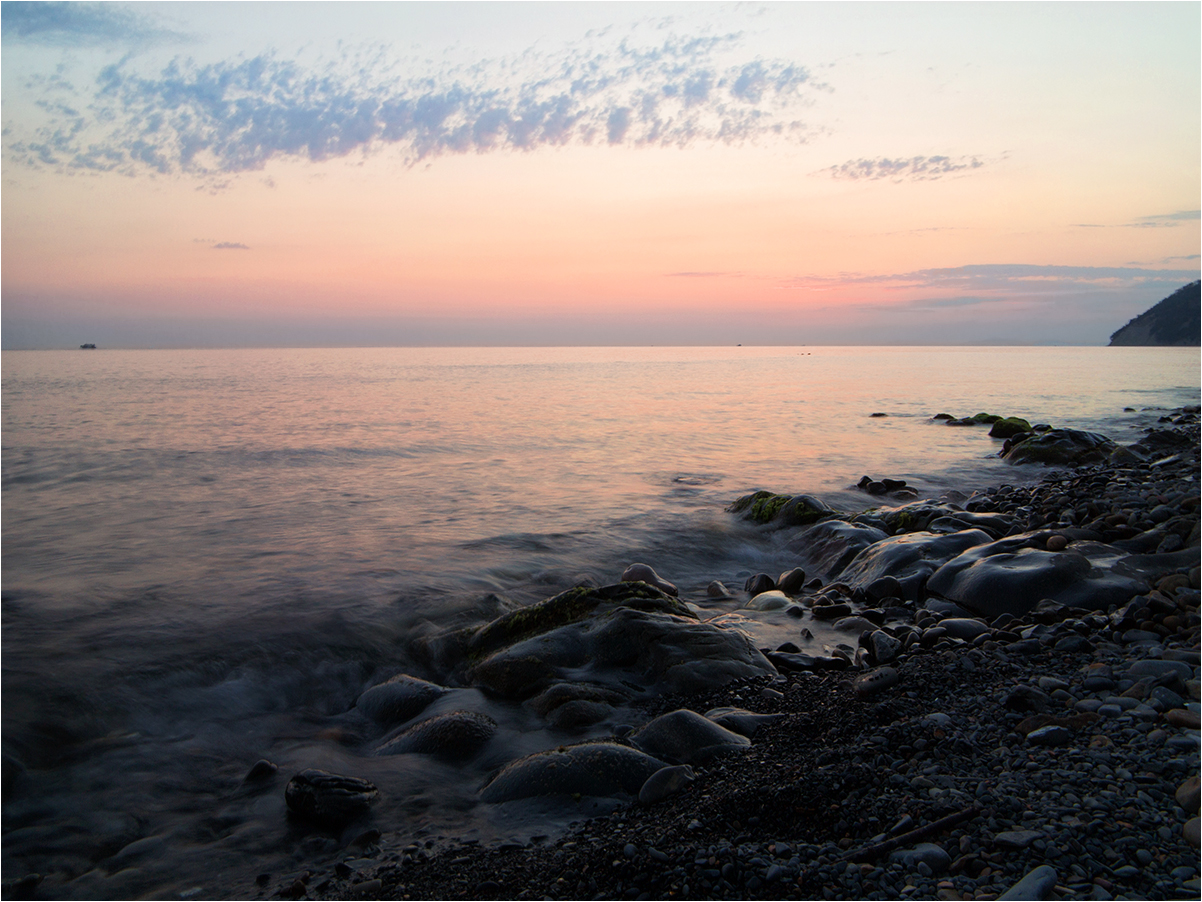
[2,1,1199,348]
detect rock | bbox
[888,843,950,874]
[527,682,628,717]
[853,667,899,698]
[480,743,667,803]
[1166,708,1201,729]
[1125,659,1193,683]
[778,568,807,595]
[1185,818,1201,847]
[994,830,1042,850]
[703,707,785,737]
[926,535,1149,619]
[789,520,890,580]
[1004,686,1052,713]
[1002,429,1116,466]
[744,590,792,611]
[811,602,853,620]
[244,759,278,782]
[867,630,902,663]
[1026,725,1072,746]
[462,583,776,701]
[937,618,990,641]
[989,417,1033,439]
[707,580,733,598]
[729,491,837,526]
[998,864,1059,900]
[839,530,994,602]
[638,765,696,805]
[833,615,878,633]
[745,574,776,596]
[284,770,378,830]
[1176,776,1200,813]
[621,563,679,596]
[1045,534,1069,551]
[377,711,497,758]
[865,575,905,603]
[629,709,750,764]
[356,674,448,726]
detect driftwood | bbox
[841,805,981,862]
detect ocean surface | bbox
[2,345,1198,898]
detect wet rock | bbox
[745,590,791,611]
[244,759,278,782]
[745,574,776,596]
[621,563,679,596]
[707,580,733,598]
[377,710,497,758]
[355,674,448,727]
[1026,725,1072,746]
[629,709,750,763]
[638,765,696,805]
[777,568,807,595]
[285,770,378,830]
[789,520,890,580]
[729,491,837,527]
[989,417,1033,439]
[1177,776,1200,813]
[527,682,628,718]
[867,630,901,663]
[994,830,1042,850]
[998,864,1059,900]
[839,530,994,602]
[937,618,990,641]
[888,842,950,874]
[480,743,666,803]
[926,535,1149,618]
[1003,428,1116,466]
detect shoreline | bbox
[276,414,1202,902]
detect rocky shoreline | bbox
[246,411,1198,901]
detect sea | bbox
[2,345,1198,898]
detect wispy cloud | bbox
[781,263,1201,293]
[4,33,819,179]
[816,154,985,182]
[667,271,738,278]
[1,1,188,47]
[212,242,249,250]
[1075,209,1200,230]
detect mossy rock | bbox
[1002,429,1116,466]
[989,417,1033,439]
[467,583,693,660]
[971,413,1002,424]
[729,491,837,526]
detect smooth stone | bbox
[638,764,695,805]
[480,742,667,803]
[1126,659,1193,682]
[745,573,777,596]
[778,568,807,595]
[707,580,733,598]
[1002,428,1115,466]
[704,707,785,737]
[938,618,990,641]
[853,666,899,698]
[629,709,751,764]
[1176,776,1200,813]
[356,674,448,726]
[621,563,679,596]
[887,843,950,874]
[840,529,994,602]
[994,830,1042,850]
[1026,725,1072,746]
[1045,534,1069,551]
[1185,818,1200,847]
[833,616,878,633]
[868,629,902,663]
[284,769,378,830]
[789,520,891,580]
[744,590,793,612]
[1166,708,1202,729]
[998,864,1059,900]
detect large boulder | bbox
[629,709,751,764]
[1003,429,1116,466]
[480,743,667,803]
[355,674,449,727]
[787,519,889,580]
[926,535,1151,618]
[838,530,994,602]
[376,711,497,759]
[284,770,378,830]
[461,583,777,703]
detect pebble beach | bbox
[243,410,1202,902]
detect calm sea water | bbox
[2,346,1198,898]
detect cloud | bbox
[817,155,985,182]
[781,263,1201,294]
[1076,210,1200,230]
[3,33,819,179]
[212,242,249,250]
[667,271,736,278]
[1,1,187,46]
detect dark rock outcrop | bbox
[480,743,667,803]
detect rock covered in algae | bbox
[376,710,497,759]
[480,742,666,803]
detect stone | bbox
[778,568,807,595]
[840,530,994,602]
[1125,659,1193,682]
[745,573,776,596]
[729,491,837,527]
[707,580,733,598]
[355,674,448,726]
[621,563,679,596]
[853,667,899,698]
[1045,534,1069,551]
[284,770,378,830]
[994,830,1042,850]
[480,742,667,803]
[744,590,793,611]
[937,618,990,641]
[787,520,890,580]
[1166,708,1202,729]
[1002,429,1116,466]
[1026,725,1072,746]
[998,865,1059,900]
[377,711,497,758]
[1176,776,1200,813]
[888,843,950,874]
[703,707,785,737]
[926,535,1149,619]
[638,765,696,805]
[1185,818,1200,847]
[629,709,751,764]
[867,630,902,663]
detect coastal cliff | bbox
[1109,282,1201,346]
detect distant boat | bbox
[79,343,97,349]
